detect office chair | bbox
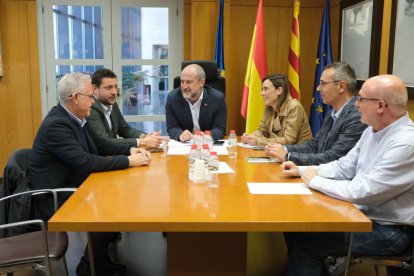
[0,148,32,238]
[0,188,76,276]
[343,219,414,276]
[173,60,226,95]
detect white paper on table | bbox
[247,183,312,194]
[168,140,193,147]
[212,146,228,155]
[167,147,191,155]
[221,140,229,147]
[167,145,229,156]
[214,162,234,173]
[237,143,265,150]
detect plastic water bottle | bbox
[204,130,213,150]
[208,151,220,172]
[193,130,203,153]
[201,144,211,180]
[201,144,211,165]
[228,130,238,159]
[208,170,219,188]
[188,144,199,181]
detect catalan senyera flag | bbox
[241,0,268,133]
[288,0,300,100]
[310,0,333,136]
[214,0,225,77]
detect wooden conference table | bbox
[49,144,371,275]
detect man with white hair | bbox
[29,73,150,276]
[281,75,414,276]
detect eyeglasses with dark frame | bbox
[318,80,342,86]
[356,96,388,107]
[70,92,94,100]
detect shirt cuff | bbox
[298,166,308,176]
[136,138,140,147]
[309,175,325,190]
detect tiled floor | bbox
[14,232,167,276]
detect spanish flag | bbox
[288,0,300,100]
[241,0,268,133]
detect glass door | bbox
[40,0,112,112]
[38,0,183,134]
[111,0,183,134]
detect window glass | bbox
[53,5,104,59]
[121,64,169,116]
[121,7,168,59]
[128,122,167,135]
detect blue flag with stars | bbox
[214,0,225,77]
[309,0,333,136]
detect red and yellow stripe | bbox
[241,0,268,133]
[288,0,300,100]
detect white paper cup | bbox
[162,141,168,156]
[193,159,206,183]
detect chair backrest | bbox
[173,60,226,95]
[0,189,73,276]
[0,149,32,237]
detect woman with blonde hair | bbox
[241,74,312,146]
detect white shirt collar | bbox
[60,103,87,127]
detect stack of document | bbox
[167,140,229,155]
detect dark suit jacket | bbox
[165,86,227,141]
[286,97,367,165]
[28,104,131,221]
[87,100,145,146]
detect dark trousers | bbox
[285,222,412,276]
[81,232,119,265]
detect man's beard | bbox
[99,96,116,105]
[182,90,197,100]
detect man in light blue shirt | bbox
[281,75,414,276]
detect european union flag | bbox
[309,0,333,136]
[214,0,225,77]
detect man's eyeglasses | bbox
[356,96,388,107]
[70,92,94,100]
[319,80,342,86]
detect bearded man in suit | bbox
[165,64,227,141]
[87,68,164,151]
